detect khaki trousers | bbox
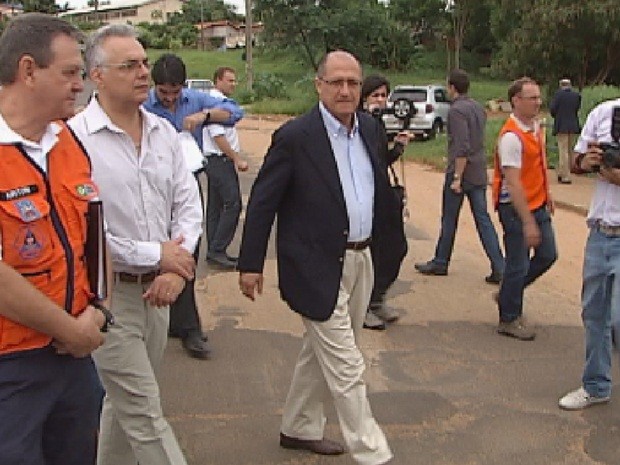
[281,248,393,465]
[556,132,574,180]
[93,281,188,465]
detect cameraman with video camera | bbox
[359,75,411,330]
[559,99,620,410]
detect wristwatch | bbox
[453,173,461,181]
[91,301,114,333]
[202,109,211,124]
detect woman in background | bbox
[359,75,410,330]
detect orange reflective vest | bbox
[0,122,98,355]
[492,117,549,211]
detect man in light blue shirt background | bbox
[143,53,243,360]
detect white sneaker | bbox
[558,387,610,410]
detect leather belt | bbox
[345,237,372,250]
[206,152,225,157]
[593,222,620,237]
[114,271,159,284]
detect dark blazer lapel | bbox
[302,106,347,209]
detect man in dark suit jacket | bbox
[550,78,581,184]
[238,51,395,465]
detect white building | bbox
[60,0,184,25]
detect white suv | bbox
[382,85,450,140]
[185,79,214,93]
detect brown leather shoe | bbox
[279,433,345,455]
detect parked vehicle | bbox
[185,79,214,93]
[383,85,450,140]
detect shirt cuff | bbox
[136,242,161,267]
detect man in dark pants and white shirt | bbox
[203,66,247,269]
[144,53,243,358]
[549,78,581,184]
[415,69,504,283]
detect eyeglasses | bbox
[100,58,150,72]
[319,77,363,89]
[370,92,387,98]
[518,94,542,101]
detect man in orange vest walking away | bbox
[492,77,558,341]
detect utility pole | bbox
[244,0,253,91]
[200,0,205,51]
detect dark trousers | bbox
[433,172,504,273]
[205,157,241,255]
[0,346,103,465]
[169,172,203,338]
[497,204,558,322]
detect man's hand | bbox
[235,158,249,172]
[450,179,462,194]
[143,272,186,307]
[523,220,541,248]
[394,131,412,146]
[183,112,208,132]
[52,306,105,357]
[160,237,195,280]
[547,193,555,215]
[580,144,603,171]
[239,272,263,301]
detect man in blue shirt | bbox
[143,53,244,360]
[144,55,243,150]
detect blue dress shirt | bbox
[319,102,374,242]
[143,88,244,150]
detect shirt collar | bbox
[82,97,160,136]
[318,102,359,137]
[0,112,61,148]
[509,113,537,133]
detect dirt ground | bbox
[234,114,586,330]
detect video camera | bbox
[593,106,620,172]
[371,98,417,130]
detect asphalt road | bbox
[156,119,619,465]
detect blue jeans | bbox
[497,204,557,322]
[581,229,620,398]
[433,172,504,274]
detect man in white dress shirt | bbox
[559,98,620,411]
[203,66,247,269]
[69,24,202,465]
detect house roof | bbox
[60,0,171,16]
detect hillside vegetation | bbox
[153,48,619,167]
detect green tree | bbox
[22,0,58,13]
[490,0,620,88]
[180,0,241,24]
[254,0,417,71]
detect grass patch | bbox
[402,115,506,169]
